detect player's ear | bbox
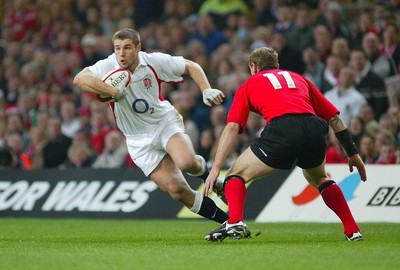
[137,42,142,51]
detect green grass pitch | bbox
[0,218,399,270]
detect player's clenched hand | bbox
[113,86,127,102]
[348,154,367,182]
[202,88,225,107]
[203,169,220,197]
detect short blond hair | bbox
[249,47,279,69]
[112,28,141,45]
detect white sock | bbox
[189,191,203,213]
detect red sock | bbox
[320,181,359,236]
[225,177,246,224]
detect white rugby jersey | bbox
[88,51,185,135]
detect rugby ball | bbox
[96,68,131,102]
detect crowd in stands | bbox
[0,0,399,170]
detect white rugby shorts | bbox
[125,110,185,176]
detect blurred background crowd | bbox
[0,0,399,170]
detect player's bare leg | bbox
[150,154,228,224]
[166,132,205,176]
[166,132,226,202]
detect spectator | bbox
[185,40,210,75]
[371,2,388,35]
[60,101,81,139]
[331,37,351,63]
[251,0,278,26]
[358,104,380,136]
[313,24,332,63]
[6,113,29,150]
[248,25,271,51]
[273,4,296,37]
[286,4,314,51]
[210,105,227,130]
[378,113,399,144]
[323,1,351,40]
[24,126,46,169]
[235,13,254,43]
[5,0,39,42]
[349,116,365,148]
[375,140,397,164]
[302,46,325,89]
[324,67,367,126]
[63,141,94,168]
[77,107,91,134]
[380,22,400,72]
[133,0,164,29]
[80,34,102,67]
[198,0,249,30]
[270,31,305,74]
[92,130,128,169]
[350,10,379,49]
[188,14,229,57]
[42,115,72,168]
[320,55,344,94]
[374,129,396,156]
[5,132,32,169]
[198,128,215,164]
[362,32,398,79]
[350,49,388,119]
[359,133,378,164]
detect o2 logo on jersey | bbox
[132,99,155,114]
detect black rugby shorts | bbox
[251,114,329,169]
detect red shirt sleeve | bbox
[305,77,340,121]
[226,83,250,133]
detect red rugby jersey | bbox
[227,68,339,133]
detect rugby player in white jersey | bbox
[73,28,228,225]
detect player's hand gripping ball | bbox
[96,68,131,103]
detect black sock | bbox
[197,196,228,223]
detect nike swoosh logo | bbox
[211,208,218,219]
[259,148,268,157]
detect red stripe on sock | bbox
[320,181,360,236]
[225,177,246,224]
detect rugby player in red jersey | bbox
[203,47,367,242]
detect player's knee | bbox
[177,156,200,174]
[167,183,188,201]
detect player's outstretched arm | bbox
[328,114,367,182]
[184,59,225,106]
[203,122,240,196]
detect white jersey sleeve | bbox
[87,54,120,79]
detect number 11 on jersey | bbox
[264,71,296,90]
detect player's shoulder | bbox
[139,51,173,64]
[93,53,119,68]
[88,53,119,77]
